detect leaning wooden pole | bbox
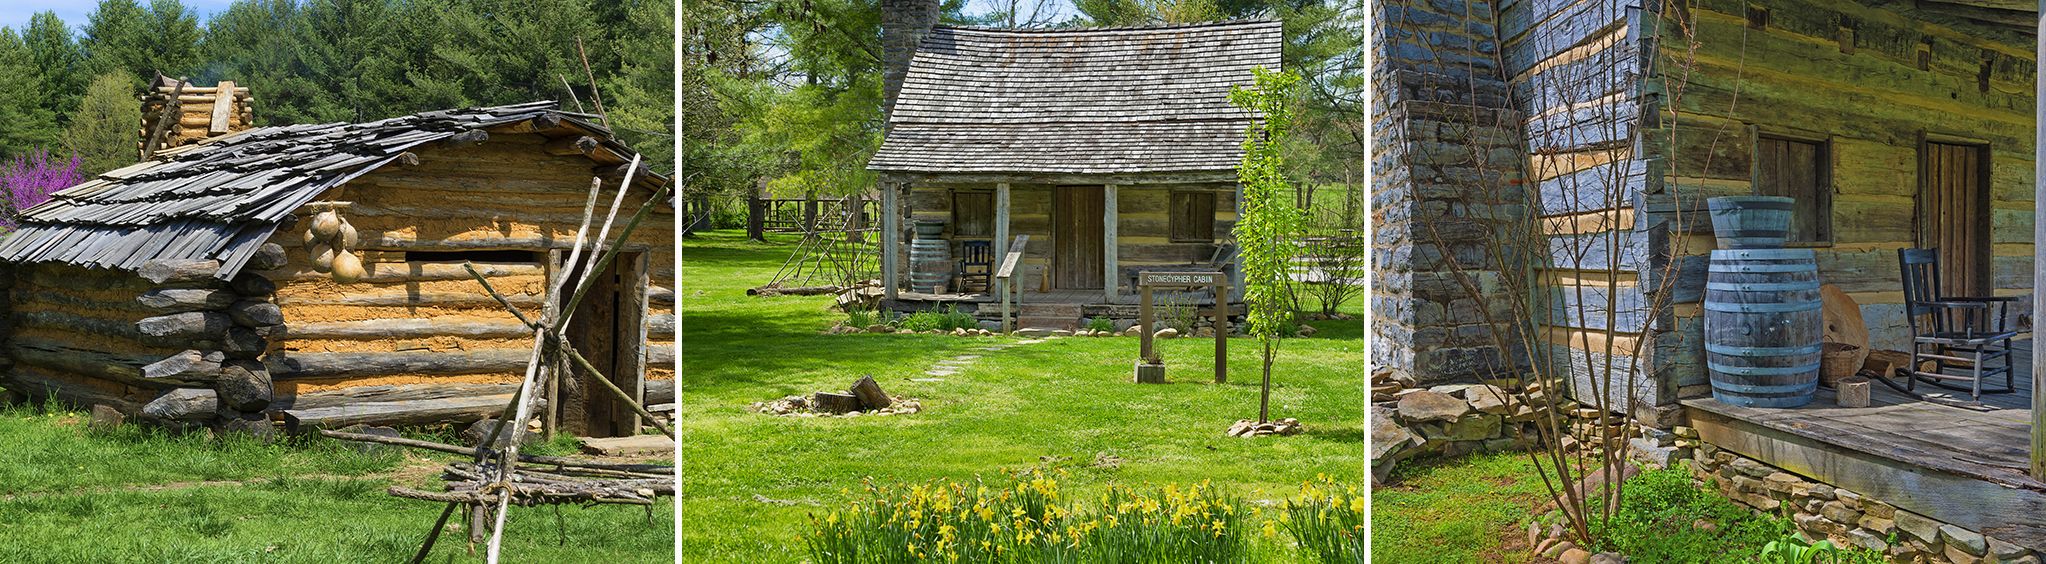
[2031,0,2045,481]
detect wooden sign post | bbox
[1135,271,1230,384]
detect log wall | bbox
[1527,0,2038,414]
[261,132,675,428]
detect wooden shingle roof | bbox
[0,101,650,278]
[869,20,1282,176]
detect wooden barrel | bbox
[908,238,951,293]
[1705,248,1822,408]
[1707,196,1794,248]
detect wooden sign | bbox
[1141,271,1224,287]
[1135,270,1229,384]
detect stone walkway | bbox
[915,338,1048,380]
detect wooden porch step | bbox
[1016,316,1081,331]
[1018,303,1084,317]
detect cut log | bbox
[275,381,523,410]
[142,388,218,422]
[136,311,232,346]
[141,350,228,382]
[281,318,531,340]
[223,326,267,359]
[136,288,237,313]
[849,375,891,410]
[7,341,151,384]
[138,259,223,287]
[246,243,288,271]
[283,394,537,431]
[1837,376,1871,408]
[265,349,532,379]
[1863,349,1915,379]
[579,435,674,457]
[1820,284,1871,373]
[227,300,284,327]
[229,272,277,296]
[544,135,600,156]
[812,392,862,414]
[648,313,675,340]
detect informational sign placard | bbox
[1135,271,1229,384]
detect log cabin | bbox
[867,12,1281,328]
[0,100,675,438]
[1378,0,2046,555]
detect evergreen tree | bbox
[64,73,143,177]
[603,0,676,174]
[0,29,62,157]
[204,0,334,125]
[23,12,86,124]
[81,0,154,82]
[297,0,411,121]
[145,0,205,78]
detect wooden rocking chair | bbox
[957,240,994,294]
[1896,247,2019,400]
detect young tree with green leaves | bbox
[1229,67,1304,423]
[64,73,143,177]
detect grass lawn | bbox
[1370,452,1551,563]
[679,230,1364,562]
[0,403,672,562]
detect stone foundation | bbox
[1688,440,2040,563]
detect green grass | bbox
[679,230,1364,562]
[1370,452,1551,563]
[0,403,672,562]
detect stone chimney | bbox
[880,0,940,126]
[140,74,254,158]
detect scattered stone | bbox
[1989,538,2030,561]
[89,404,124,429]
[1543,540,1575,559]
[1296,324,1317,337]
[1369,405,1421,463]
[1227,418,1302,437]
[1395,390,1469,423]
[1122,325,1142,336]
[1895,510,1942,543]
[1558,547,1591,564]
[1154,327,1180,339]
[1589,553,1624,564]
[1692,518,1717,533]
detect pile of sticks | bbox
[324,153,674,563]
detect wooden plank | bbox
[265,349,532,379]
[208,81,235,134]
[1103,183,1119,299]
[283,395,521,431]
[579,434,674,457]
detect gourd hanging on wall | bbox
[303,203,366,283]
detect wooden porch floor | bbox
[1681,340,2046,547]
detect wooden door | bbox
[1054,186,1104,289]
[560,251,647,437]
[1919,141,1991,296]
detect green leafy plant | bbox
[1275,475,1365,564]
[1229,67,1305,422]
[895,305,978,333]
[1158,294,1201,335]
[843,308,875,329]
[804,469,1251,563]
[1085,316,1116,333]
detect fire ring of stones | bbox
[750,375,922,417]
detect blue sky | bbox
[0,0,238,32]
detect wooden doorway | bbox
[557,251,649,438]
[1918,141,1991,296]
[1053,186,1105,290]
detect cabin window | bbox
[402,250,545,263]
[1753,135,1831,244]
[952,191,994,238]
[1170,190,1217,242]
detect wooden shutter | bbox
[1753,136,1829,243]
[952,192,993,237]
[1170,191,1216,241]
